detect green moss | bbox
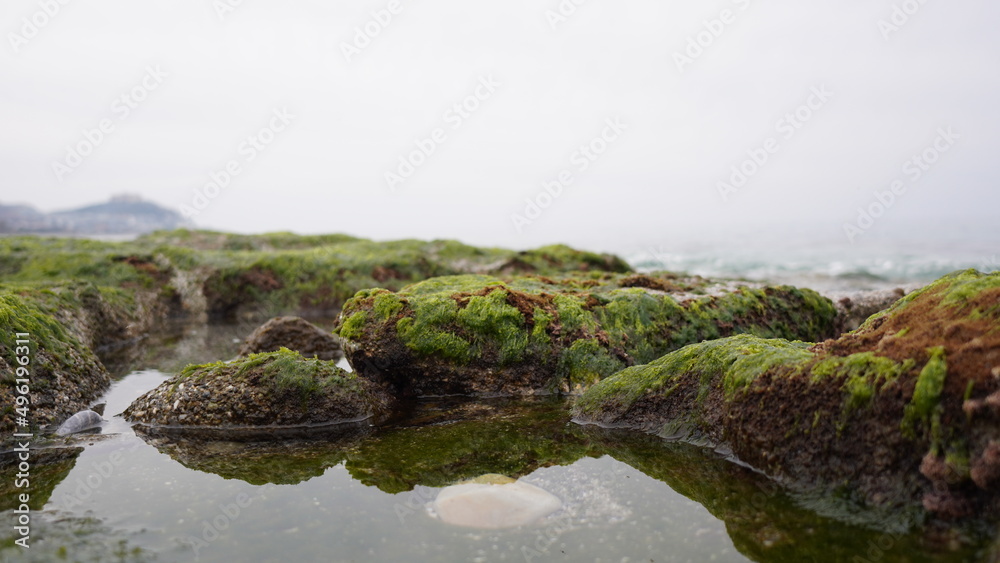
[337,311,368,341]
[559,339,624,389]
[810,353,916,416]
[339,273,837,392]
[373,292,404,320]
[903,347,948,434]
[177,349,361,402]
[4,233,632,323]
[338,311,368,340]
[0,292,75,370]
[396,317,472,362]
[553,293,596,334]
[858,270,1000,332]
[456,288,529,365]
[514,244,632,274]
[576,332,923,430]
[574,335,816,418]
[529,308,554,349]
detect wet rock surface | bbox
[574,269,1000,522]
[123,349,391,432]
[336,272,838,397]
[238,315,342,361]
[0,289,110,441]
[826,284,923,333]
[1,232,633,448]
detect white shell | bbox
[431,479,562,529]
[55,410,104,436]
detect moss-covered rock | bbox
[0,288,111,438]
[336,273,838,396]
[573,269,1000,522]
[238,316,342,361]
[0,231,632,321]
[123,349,391,433]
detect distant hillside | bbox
[0,195,192,235]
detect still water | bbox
[1,321,995,562]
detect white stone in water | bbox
[432,477,562,529]
[55,410,104,436]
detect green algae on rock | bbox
[123,349,391,433]
[0,231,632,321]
[336,273,838,396]
[0,288,111,437]
[573,269,1000,521]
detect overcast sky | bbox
[1,0,998,253]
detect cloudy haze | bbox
[1,0,998,254]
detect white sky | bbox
[1,0,998,253]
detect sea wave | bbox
[627,249,999,293]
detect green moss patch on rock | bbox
[573,269,1000,522]
[336,273,838,396]
[0,231,633,322]
[0,288,110,437]
[123,349,391,431]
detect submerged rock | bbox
[336,273,838,396]
[54,409,104,436]
[430,475,562,529]
[123,349,391,433]
[827,286,917,333]
[573,269,1000,522]
[239,316,342,361]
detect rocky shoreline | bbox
[573,270,1000,522]
[2,229,998,537]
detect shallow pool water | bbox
[2,322,997,562]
